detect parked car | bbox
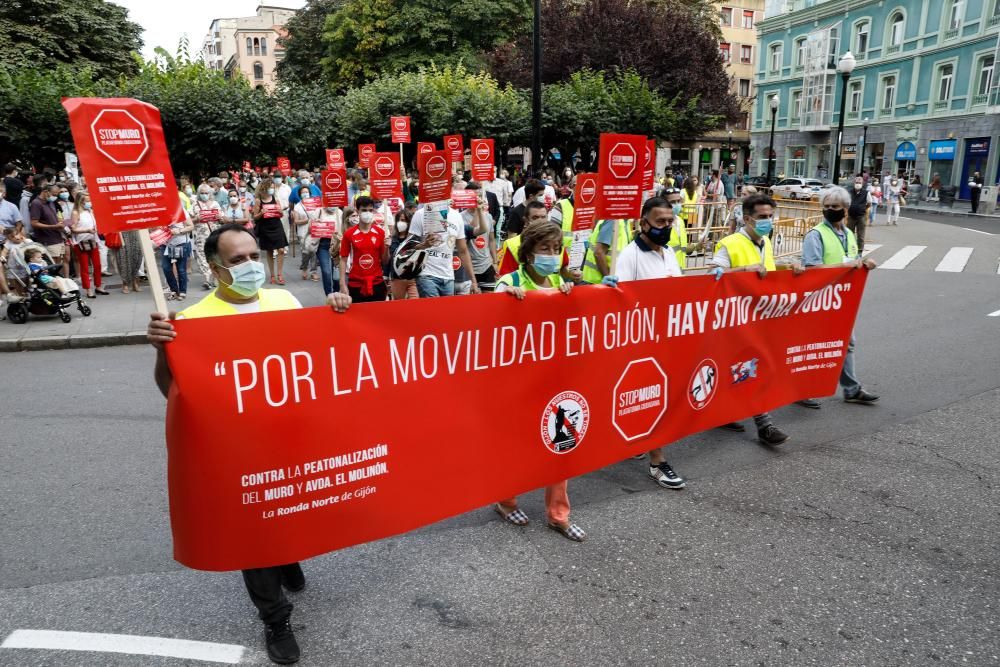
[743,175,773,188]
[770,177,827,200]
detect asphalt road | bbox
[1,216,998,666]
[897,208,1000,235]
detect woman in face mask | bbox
[252,179,289,284]
[191,183,224,290]
[223,188,247,225]
[292,186,320,281]
[69,192,109,298]
[388,206,418,300]
[313,205,342,296]
[884,178,901,226]
[494,222,585,542]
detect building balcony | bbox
[972,93,988,106]
[943,27,959,40]
[933,100,949,111]
[794,65,804,73]
[989,14,1000,28]
[847,111,860,120]
[885,44,901,55]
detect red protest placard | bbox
[450,189,478,209]
[417,150,451,202]
[163,267,867,570]
[358,144,376,169]
[242,161,251,172]
[262,202,282,219]
[321,168,348,208]
[444,134,464,163]
[197,206,220,223]
[417,142,435,157]
[572,173,599,231]
[148,226,172,246]
[470,138,494,182]
[597,133,645,220]
[277,156,291,175]
[368,152,402,200]
[643,139,656,192]
[390,116,411,144]
[310,221,336,238]
[61,97,184,233]
[326,149,345,171]
[302,196,320,213]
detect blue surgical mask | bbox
[532,253,560,276]
[753,218,773,237]
[84,202,92,210]
[217,259,266,297]
[672,203,682,217]
[198,193,210,201]
[59,192,70,201]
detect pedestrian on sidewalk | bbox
[69,192,108,298]
[969,172,984,213]
[928,173,941,202]
[147,223,352,665]
[885,178,902,225]
[846,176,872,250]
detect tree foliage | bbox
[276,0,344,86]
[0,0,142,79]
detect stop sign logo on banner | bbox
[62,98,184,233]
[277,156,291,175]
[470,138,494,182]
[321,168,348,207]
[568,172,599,268]
[597,133,644,220]
[642,139,656,192]
[369,153,402,200]
[390,116,411,144]
[326,148,345,171]
[612,357,668,442]
[418,150,450,202]
[444,134,464,163]
[242,160,251,173]
[358,143,376,168]
[418,142,435,156]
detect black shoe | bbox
[796,398,821,409]
[265,618,300,664]
[719,421,746,432]
[649,461,686,489]
[757,425,789,446]
[281,563,306,592]
[845,389,879,405]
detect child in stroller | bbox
[26,248,78,296]
[2,241,92,324]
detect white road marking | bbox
[879,245,927,270]
[961,227,995,236]
[861,243,882,257]
[935,247,974,272]
[988,309,1000,317]
[1,629,244,664]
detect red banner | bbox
[417,150,450,202]
[572,173,599,231]
[642,139,656,192]
[148,226,172,246]
[390,116,411,144]
[417,142,436,157]
[358,144,376,169]
[302,197,319,213]
[310,221,336,239]
[164,268,868,570]
[277,156,291,175]
[450,189,478,209]
[61,97,184,233]
[368,152,402,200]
[470,138,494,182]
[597,133,645,220]
[320,168,348,208]
[197,207,220,223]
[444,134,464,163]
[326,149,345,171]
[242,161,252,173]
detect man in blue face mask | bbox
[146,223,351,665]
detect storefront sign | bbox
[929,140,957,160]
[894,142,917,161]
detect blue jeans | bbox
[416,275,454,298]
[840,333,861,398]
[162,242,190,294]
[316,238,339,295]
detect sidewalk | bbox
[903,199,1000,218]
[1,271,333,352]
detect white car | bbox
[770,177,826,200]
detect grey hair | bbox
[207,177,222,187]
[298,169,311,179]
[197,183,213,194]
[820,186,851,208]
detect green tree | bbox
[276,0,344,86]
[0,0,142,79]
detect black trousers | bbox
[348,281,387,303]
[971,188,981,213]
[242,562,302,624]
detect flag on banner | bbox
[390,116,411,144]
[417,150,450,202]
[596,133,645,220]
[321,168,348,208]
[470,138,494,182]
[358,144,376,169]
[642,139,656,192]
[61,97,184,233]
[326,149,345,171]
[369,152,402,200]
[444,134,464,163]
[277,156,291,175]
[163,268,869,570]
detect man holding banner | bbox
[147,223,352,665]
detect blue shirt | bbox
[721,172,737,199]
[288,183,322,206]
[0,199,19,229]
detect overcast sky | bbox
[110,1,306,60]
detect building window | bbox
[720,7,733,26]
[849,81,863,115]
[936,64,954,109]
[946,0,964,31]
[742,10,754,29]
[887,12,905,53]
[769,43,783,73]
[978,56,994,96]
[253,63,264,80]
[992,0,1000,28]
[246,38,252,56]
[253,38,261,56]
[791,90,802,123]
[881,75,896,113]
[741,44,753,64]
[720,42,731,63]
[261,37,268,56]
[854,21,869,56]
[794,37,806,70]
[739,78,751,97]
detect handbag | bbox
[104,232,122,249]
[899,195,907,207]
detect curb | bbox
[0,331,147,352]
[904,206,1000,219]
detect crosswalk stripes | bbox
[861,243,882,257]
[879,245,927,270]
[934,247,974,273]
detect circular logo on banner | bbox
[451,255,461,271]
[374,157,394,177]
[425,155,447,179]
[361,145,374,158]
[324,172,344,190]
[580,181,596,203]
[358,253,375,270]
[540,391,590,454]
[687,359,718,411]
[608,142,637,179]
[393,118,407,131]
[473,235,487,249]
[446,137,460,149]
[90,109,149,165]
[474,142,491,161]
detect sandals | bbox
[277,275,286,285]
[547,522,587,542]
[95,288,109,295]
[494,504,529,526]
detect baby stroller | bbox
[3,242,92,324]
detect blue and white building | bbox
[752,0,1000,200]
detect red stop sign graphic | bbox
[612,357,668,441]
[446,137,460,150]
[393,118,407,131]
[425,155,447,179]
[607,142,637,180]
[419,143,434,154]
[473,235,487,249]
[358,253,376,270]
[374,157,394,177]
[579,181,596,204]
[90,109,149,165]
[361,145,375,158]
[324,172,344,190]
[474,143,491,160]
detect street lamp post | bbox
[860,117,870,176]
[831,51,856,184]
[766,94,780,183]
[531,0,542,175]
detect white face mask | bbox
[359,211,374,225]
[267,188,275,196]
[854,183,862,190]
[396,220,408,233]
[229,197,239,205]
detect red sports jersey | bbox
[340,225,385,292]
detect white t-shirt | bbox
[409,206,467,280]
[513,184,556,208]
[616,238,682,282]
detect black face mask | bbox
[644,224,672,246]
[823,208,846,223]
